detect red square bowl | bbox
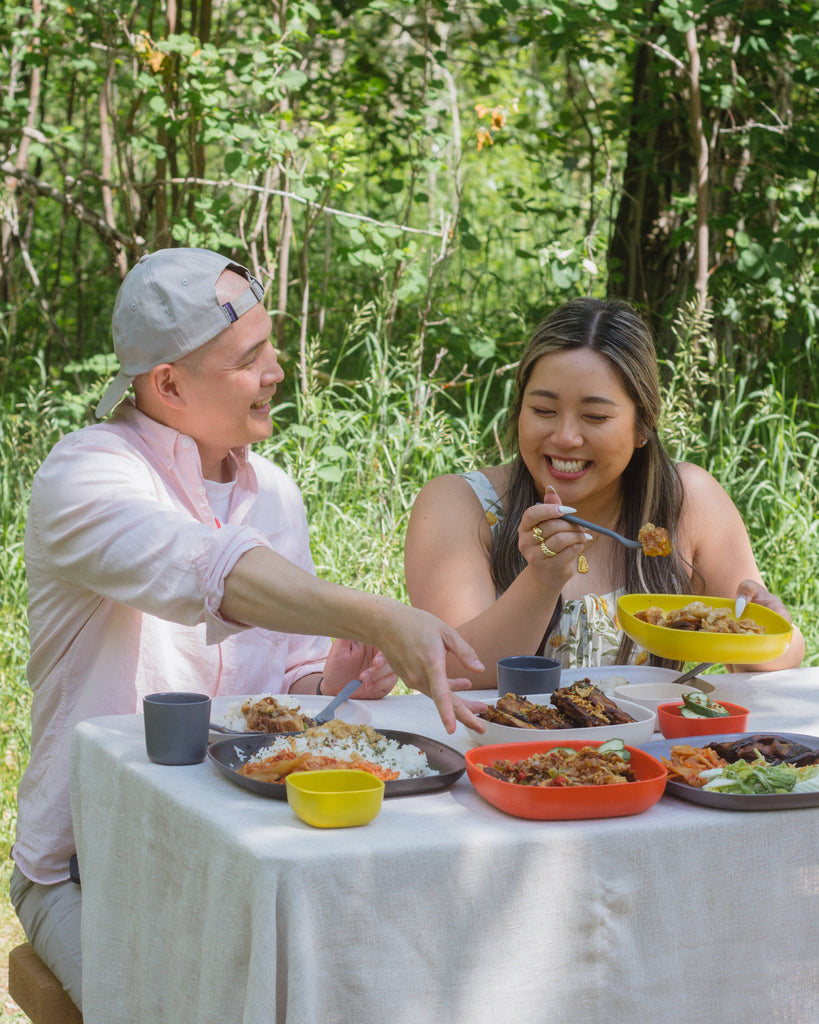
[656,701,749,740]
[465,739,667,820]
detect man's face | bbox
[174,299,283,479]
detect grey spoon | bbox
[560,513,643,550]
[312,678,362,724]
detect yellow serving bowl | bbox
[617,594,793,665]
[285,769,385,828]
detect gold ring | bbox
[532,526,544,542]
[540,541,557,558]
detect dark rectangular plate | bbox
[640,732,819,810]
[208,729,466,799]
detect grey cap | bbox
[95,247,265,418]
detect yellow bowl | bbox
[285,769,385,828]
[617,594,793,665]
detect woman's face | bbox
[517,347,642,512]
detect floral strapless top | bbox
[460,471,644,670]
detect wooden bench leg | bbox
[8,942,83,1024]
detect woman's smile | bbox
[518,347,641,508]
[546,456,590,477]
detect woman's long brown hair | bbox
[489,298,693,666]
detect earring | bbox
[638,438,648,447]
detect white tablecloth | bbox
[70,669,819,1024]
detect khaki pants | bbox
[9,864,83,1012]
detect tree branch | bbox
[0,161,145,256]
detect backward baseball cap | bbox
[95,247,265,419]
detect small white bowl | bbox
[611,680,715,717]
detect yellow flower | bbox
[635,650,648,665]
[550,635,565,648]
[476,127,493,152]
[485,510,498,526]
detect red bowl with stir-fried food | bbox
[465,739,667,820]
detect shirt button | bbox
[196,486,205,495]
[181,438,192,449]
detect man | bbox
[11,247,485,1010]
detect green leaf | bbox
[224,150,244,174]
[469,336,497,359]
[322,445,347,461]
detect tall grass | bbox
[259,304,506,599]
[0,371,68,889]
[662,303,819,652]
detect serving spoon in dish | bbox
[668,661,714,687]
[312,678,362,724]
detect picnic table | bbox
[71,667,819,1024]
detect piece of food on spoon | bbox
[637,522,673,557]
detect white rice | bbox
[215,693,301,732]
[242,724,434,779]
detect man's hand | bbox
[371,605,488,734]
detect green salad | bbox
[700,758,819,795]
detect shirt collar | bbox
[111,398,252,470]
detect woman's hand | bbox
[320,639,397,699]
[729,578,805,671]
[518,489,588,583]
[734,579,792,622]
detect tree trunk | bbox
[607,27,694,346]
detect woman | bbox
[404,298,804,687]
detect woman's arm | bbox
[677,462,804,670]
[404,473,586,688]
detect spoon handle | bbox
[560,513,643,550]
[669,662,714,687]
[313,677,362,724]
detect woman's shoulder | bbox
[676,461,734,504]
[410,466,511,538]
[415,465,509,502]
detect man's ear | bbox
[149,363,186,409]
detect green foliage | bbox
[3,0,816,380]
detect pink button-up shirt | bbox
[15,401,330,883]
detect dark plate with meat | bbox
[640,732,819,810]
[207,730,466,800]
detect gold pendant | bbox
[577,553,590,574]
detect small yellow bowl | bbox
[617,594,793,665]
[285,769,385,828]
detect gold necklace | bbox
[576,504,622,575]
[577,540,594,574]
